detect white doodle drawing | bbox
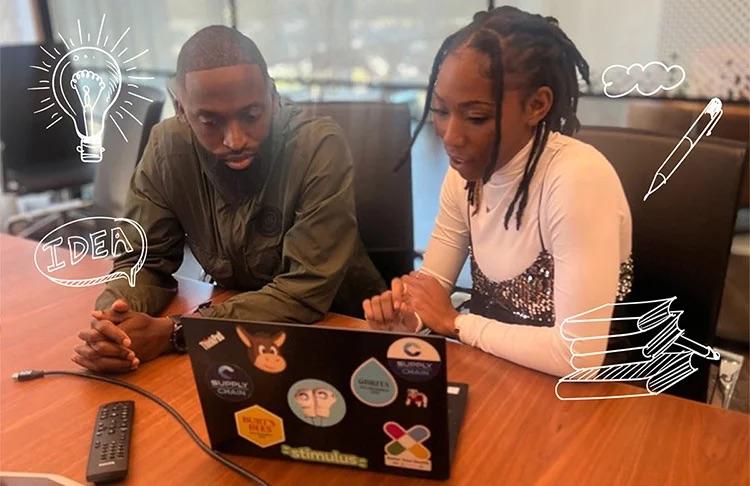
[33,216,147,288]
[28,14,153,162]
[555,297,720,400]
[601,61,686,98]
[643,97,723,201]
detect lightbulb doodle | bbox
[28,14,153,162]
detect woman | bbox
[363,6,633,377]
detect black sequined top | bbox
[469,248,634,327]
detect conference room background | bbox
[0,0,748,484]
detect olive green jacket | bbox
[96,101,385,322]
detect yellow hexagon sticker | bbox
[235,405,285,448]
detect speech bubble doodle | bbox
[601,61,686,98]
[33,216,147,288]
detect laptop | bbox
[182,316,469,479]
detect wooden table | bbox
[1,233,748,485]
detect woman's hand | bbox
[363,278,420,332]
[401,273,459,337]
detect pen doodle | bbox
[601,61,686,98]
[555,297,720,400]
[644,98,723,201]
[28,14,153,162]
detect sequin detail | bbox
[470,249,634,326]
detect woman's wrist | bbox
[441,309,460,337]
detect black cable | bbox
[12,369,269,486]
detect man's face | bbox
[177,64,274,171]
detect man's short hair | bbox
[176,25,269,85]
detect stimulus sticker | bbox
[383,421,432,471]
[281,445,368,469]
[387,337,441,382]
[205,363,253,402]
[288,379,346,427]
[235,405,284,448]
[351,357,398,407]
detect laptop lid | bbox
[182,316,453,479]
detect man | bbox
[73,26,385,373]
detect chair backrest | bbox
[297,101,414,283]
[576,126,748,401]
[0,43,95,194]
[91,85,165,216]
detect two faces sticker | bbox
[287,379,346,427]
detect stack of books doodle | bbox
[555,297,718,400]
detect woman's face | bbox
[431,46,549,181]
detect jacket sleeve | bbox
[95,131,185,314]
[199,129,357,323]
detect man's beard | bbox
[197,136,272,207]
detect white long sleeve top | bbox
[420,132,633,377]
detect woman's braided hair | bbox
[405,6,590,228]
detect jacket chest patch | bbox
[254,206,282,237]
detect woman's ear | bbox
[525,86,553,126]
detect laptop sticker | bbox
[386,337,441,382]
[287,379,346,427]
[405,388,428,408]
[198,330,225,350]
[235,405,285,448]
[205,363,253,402]
[350,357,398,407]
[236,326,287,374]
[281,445,368,469]
[383,421,432,471]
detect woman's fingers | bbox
[391,278,404,309]
[381,291,394,322]
[363,299,374,321]
[370,295,385,323]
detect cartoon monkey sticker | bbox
[236,326,287,374]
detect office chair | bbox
[5,85,165,238]
[1,44,96,195]
[576,126,748,403]
[298,101,415,284]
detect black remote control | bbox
[86,400,134,483]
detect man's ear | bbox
[236,326,253,348]
[273,331,286,348]
[525,86,553,127]
[269,79,279,115]
[169,79,188,123]
[174,97,188,123]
